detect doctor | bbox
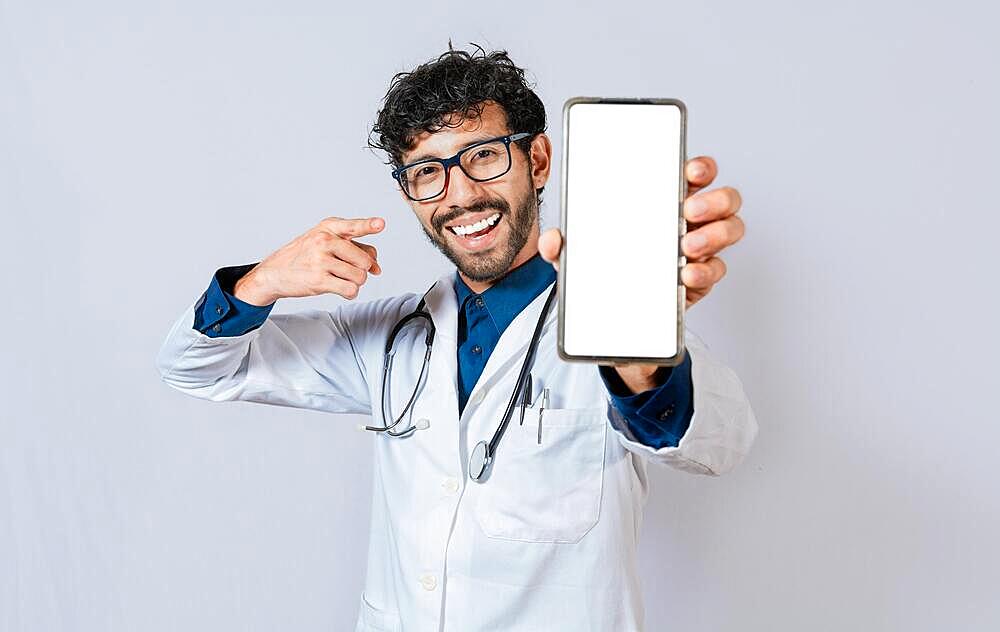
[156,44,756,632]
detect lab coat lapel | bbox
[469,280,557,402]
[423,271,459,344]
[422,272,461,413]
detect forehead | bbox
[402,101,510,164]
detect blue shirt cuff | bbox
[598,351,694,449]
[192,263,276,337]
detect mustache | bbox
[432,197,511,233]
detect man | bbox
[156,43,756,632]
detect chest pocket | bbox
[474,407,607,543]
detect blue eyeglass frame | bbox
[391,131,533,201]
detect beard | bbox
[420,181,537,283]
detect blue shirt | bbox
[193,256,693,449]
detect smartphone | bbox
[557,97,687,366]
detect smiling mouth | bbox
[446,212,502,238]
[446,213,503,253]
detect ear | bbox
[528,133,553,191]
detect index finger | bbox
[321,216,385,238]
[685,156,717,195]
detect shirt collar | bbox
[453,252,557,333]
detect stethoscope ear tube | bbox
[367,287,437,437]
[361,352,417,437]
[372,342,433,437]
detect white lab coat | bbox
[156,271,758,632]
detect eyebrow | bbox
[404,134,499,165]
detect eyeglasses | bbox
[392,132,533,202]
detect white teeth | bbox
[450,212,500,236]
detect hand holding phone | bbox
[539,99,746,381]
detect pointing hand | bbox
[233,217,385,306]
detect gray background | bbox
[2,1,998,630]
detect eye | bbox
[473,148,498,160]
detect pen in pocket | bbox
[537,388,549,445]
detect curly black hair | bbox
[368,41,548,201]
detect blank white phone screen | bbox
[562,102,682,359]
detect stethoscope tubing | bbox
[365,279,557,482]
[484,283,557,457]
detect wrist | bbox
[613,363,669,394]
[233,269,276,306]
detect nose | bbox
[441,162,486,205]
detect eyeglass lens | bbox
[399,140,511,200]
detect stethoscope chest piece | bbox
[469,440,492,481]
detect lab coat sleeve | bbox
[604,328,758,476]
[155,291,394,415]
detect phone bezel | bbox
[556,96,688,367]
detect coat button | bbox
[215,305,224,315]
[442,477,459,494]
[419,574,437,591]
[212,323,222,333]
[471,345,482,354]
[475,297,485,308]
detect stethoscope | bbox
[362,280,558,482]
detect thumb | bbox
[538,228,563,272]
